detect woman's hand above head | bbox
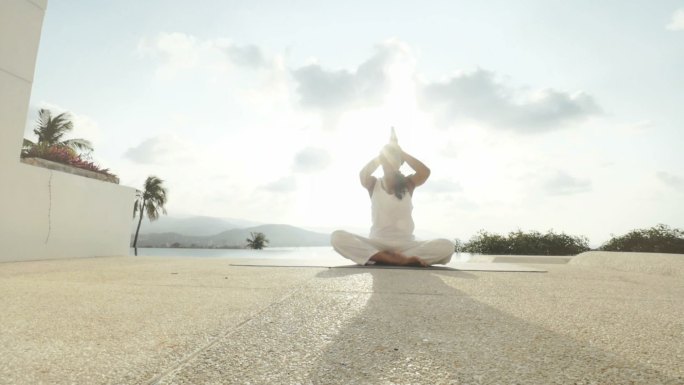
[401,150,431,189]
[359,156,380,192]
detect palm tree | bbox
[132,176,168,256]
[22,108,94,154]
[246,232,269,250]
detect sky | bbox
[25,0,684,246]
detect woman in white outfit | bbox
[331,133,455,267]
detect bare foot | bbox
[390,251,428,267]
[370,250,428,267]
[406,256,428,267]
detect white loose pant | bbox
[330,230,455,266]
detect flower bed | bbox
[21,144,119,184]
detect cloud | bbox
[623,120,654,132]
[137,32,275,76]
[656,171,684,191]
[137,32,202,73]
[138,36,600,136]
[291,39,412,111]
[421,178,463,194]
[420,68,602,133]
[666,9,684,31]
[543,170,592,196]
[261,175,298,192]
[224,44,269,68]
[292,147,331,173]
[124,135,197,165]
[291,65,356,110]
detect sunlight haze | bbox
[25,0,684,247]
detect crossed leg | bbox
[331,230,454,267]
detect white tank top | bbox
[369,178,415,241]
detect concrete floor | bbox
[1,255,682,384]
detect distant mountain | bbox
[131,215,261,237]
[305,225,453,241]
[222,224,331,247]
[132,223,331,248]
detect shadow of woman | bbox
[306,267,680,384]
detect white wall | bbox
[0,0,137,262]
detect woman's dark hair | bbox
[392,171,409,199]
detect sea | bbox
[129,246,339,259]
[129,246,472,262]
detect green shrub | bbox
[461,229,590,255]
[599,224,684,254]
[453,238,464,253]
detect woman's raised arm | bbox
[359,156,379,190]
[402,150,431,187]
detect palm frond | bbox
[37,109,51,131]
[140,176,169,222]
[52,111,74,131]
[22,139,36,149]
[62,138,94,152]
[34,109,74,145]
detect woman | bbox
[331,133,455,267]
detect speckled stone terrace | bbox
[1,252,682,384]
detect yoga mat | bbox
[229,261,546,273]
